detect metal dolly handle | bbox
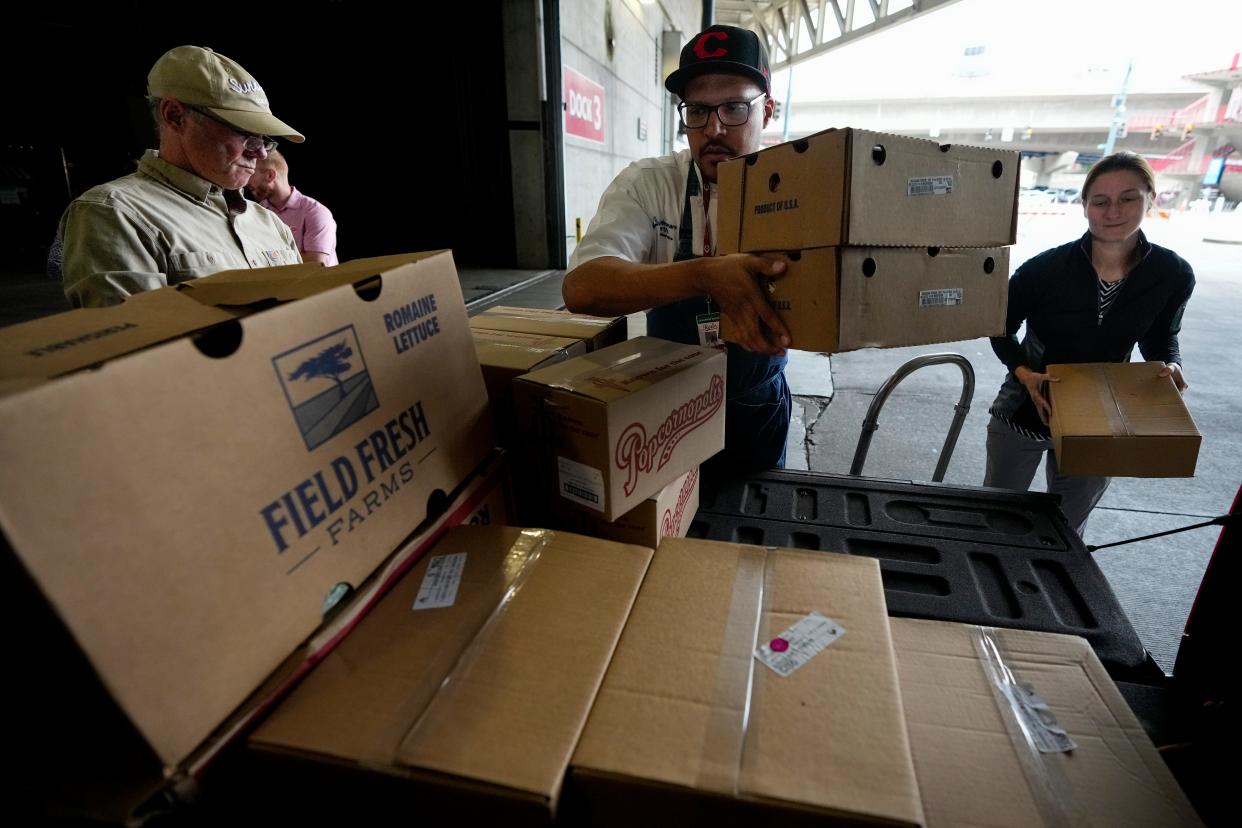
[849,353,976,483]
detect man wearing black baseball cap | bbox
[61,46,305,307]
[563,25,793,471]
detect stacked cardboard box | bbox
[469,305,627,352]
[246,530,1204,826]
[249,525,653,823]
[0,251,498,821]
[512,336,725,523]
[548,465,700,548]
[471,328,586,446]
[718,128,1019,353]
[892,618,1203,827]
[571,537,925,826]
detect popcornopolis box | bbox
[512,337,725,522]
[0,250,495,821]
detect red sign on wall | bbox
[564,65,605,143]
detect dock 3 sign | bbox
[564,65,605,143]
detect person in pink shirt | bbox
[247,150,338,265]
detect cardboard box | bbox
[0,251,495,819]
[472,328,586,447]
[717,128,1019,252]
[550,466,699,548]
[513,337,725,521]
[470,305,627,352]
[1048,361,1200,477]
[891,618,1202,827]
[571,537,924,827]
[472,328,587,397]
[721,245,1008,353]
[249,525,653,822]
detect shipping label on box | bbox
[892,618,1203,827]
[0,251,495,779]
[513,337,725,521]
[721,128,1019,252]
[1048,361,1200,477]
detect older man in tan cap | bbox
[61,46,306,307]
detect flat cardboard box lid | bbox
[891,618,1202,827]
[1049,361,1200,439]
[516,336,719,404]
[253,525,652,803]
[469,306,623,341]
[574,537,923,826]
[0,287,239,385]
[178,251,448,307]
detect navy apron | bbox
[645,163,790,469]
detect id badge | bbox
[696,312,721,347]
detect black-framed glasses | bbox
[677,93,766,129]
[185,105,278,153]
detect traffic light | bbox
[1181,122,1194,141]
[1151,123,1164,140]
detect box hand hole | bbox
[862,258,877,278]
[871,145,887,165]
[191,320,243,359]
[321,582,354,618]
[353,276,383,302]
[768,173,781,192]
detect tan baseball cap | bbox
[148,45,305,143]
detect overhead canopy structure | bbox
[714,0,962,70]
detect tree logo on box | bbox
[272,325,380,451]
[615,376,723,497]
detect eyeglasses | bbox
[185,105,278,154]
[677,93,766,129]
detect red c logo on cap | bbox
[693,31,728,59]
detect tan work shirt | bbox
[62,150,301,307]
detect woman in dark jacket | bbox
[984,152,1195,538]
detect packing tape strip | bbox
[693,548,772,795]
[1096,366,1131,437]
[358,527,553,769]
[971,626,1081,826]
[479,341,574,356]
[548,340,705,393]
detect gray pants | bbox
[983,416,1110,539]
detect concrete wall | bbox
[560,0,699,263]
